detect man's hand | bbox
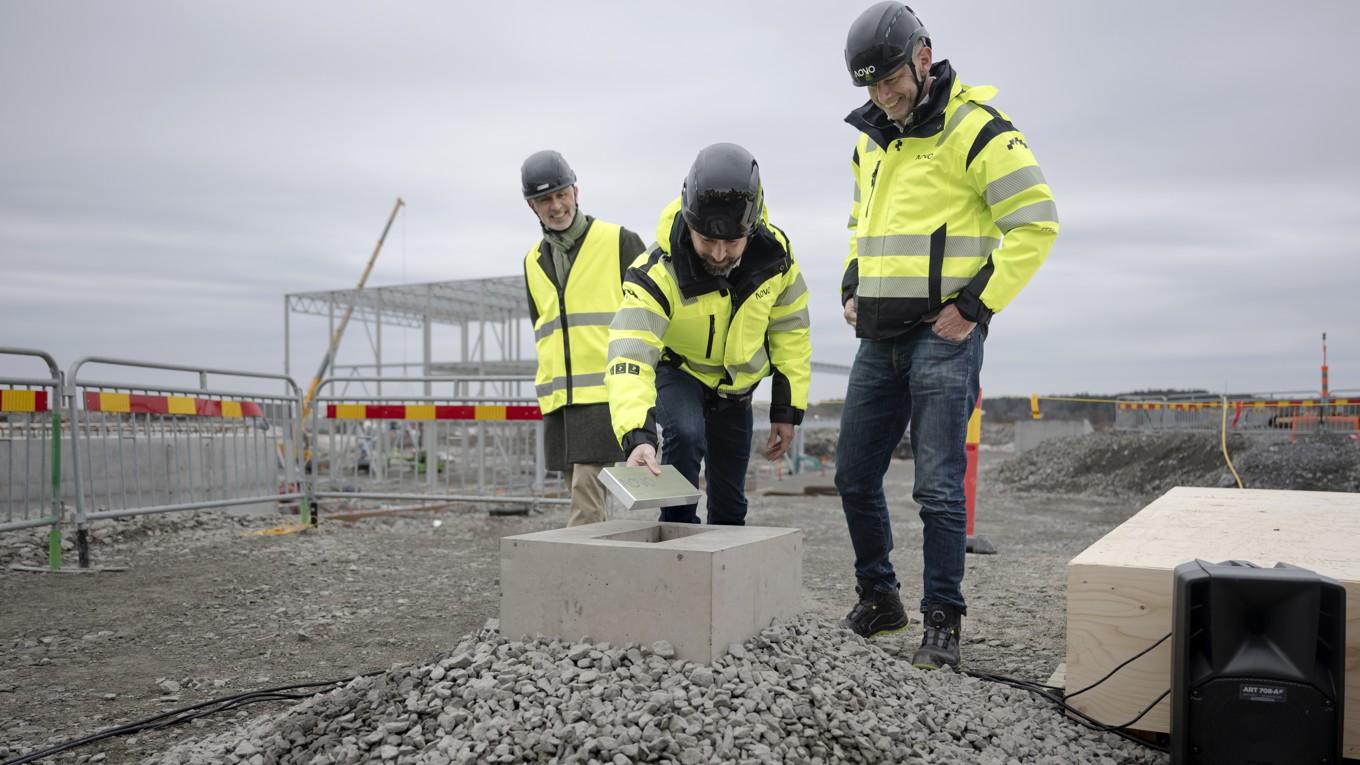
[842,297,857,328]
[765,422,795,462]
[626,444,662,476]
[931,303,976,342]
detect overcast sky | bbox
[3,1,1358,402]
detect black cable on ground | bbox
[1064,631,1171,700]
[0,671,385,765]
[962,629,1175,753]
[964,634,1175,756]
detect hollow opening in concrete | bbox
[596,525,714,544]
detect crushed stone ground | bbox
[151,615,1160,765]
[7,432,1354,763]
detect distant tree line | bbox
[986,389,1217,426]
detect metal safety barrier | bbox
[1115,390,1360,438]
[308,376,567,515]
[68,357,306,566]
[1113,394,1172,432]
[0,348,65,568]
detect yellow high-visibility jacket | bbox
[843,60,1058,338]
[606,198,812,453]
[524,217,644,413]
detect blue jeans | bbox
[655,365,754,525]
[834,323,983,613]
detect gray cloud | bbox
[2,0,1357,403]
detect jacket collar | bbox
[845,60,956,150]
[663,208,785,301]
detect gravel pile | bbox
[995,431,1360,500]
[154,615,1160,765]
[1229,436,1360,492]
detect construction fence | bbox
[0,349,567,570]
[66,357,308,567]
[1115,391,1360,439]
[1,349,64,570]
[1031,391,1360,440]
[308,375,564,513]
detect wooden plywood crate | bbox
[1063,487,1360,756]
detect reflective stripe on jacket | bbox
[842,60,1058,338]
[525,218,641,413]
[606,198,812,452]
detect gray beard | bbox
[702,257,740,277]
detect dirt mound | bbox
[995,432,1360,500]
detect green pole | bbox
[48,408,62,570]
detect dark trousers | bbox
[834,323,984,613]
[655,365,753,525]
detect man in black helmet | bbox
[604,143,812,525]
[835,3,1059,668]
[521,150,647,526]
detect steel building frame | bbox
[283,276,537,389]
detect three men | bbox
[835,3,1058,668]
[516,4,1054,669]
[521,150,647,527]
[605,143,812,525]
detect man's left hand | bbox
[765,422,795,461]
[932,303,976,342]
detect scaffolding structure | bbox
[283,273,843,488]
[283,275,535,392]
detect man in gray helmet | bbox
[605,143,812,525]
[521,150,646,526]
[835,3,1059,668]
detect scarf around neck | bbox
[543,211,590,286]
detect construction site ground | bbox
[2,431,1355,763]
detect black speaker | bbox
[1171,559,1345,764]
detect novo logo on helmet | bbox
[854,65,876,79]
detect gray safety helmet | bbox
[521,150,577,200]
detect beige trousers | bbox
[563,463,610,527]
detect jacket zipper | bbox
[721,289,741,387]
[557,279,573,406]
[705,315,715,359]
[860,155,888,331]
[862,158,883,220]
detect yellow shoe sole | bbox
[866,623,910,639]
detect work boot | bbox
[911,602,962,669]
[841,582,910,638]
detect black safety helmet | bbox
[681,143,762,241]
[845,2,930,87]
[521,150,576,200]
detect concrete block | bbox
[1014,418,1092,452]
[499,520,802,663]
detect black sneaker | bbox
[841,582,910,638]
[911,602,962,669]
